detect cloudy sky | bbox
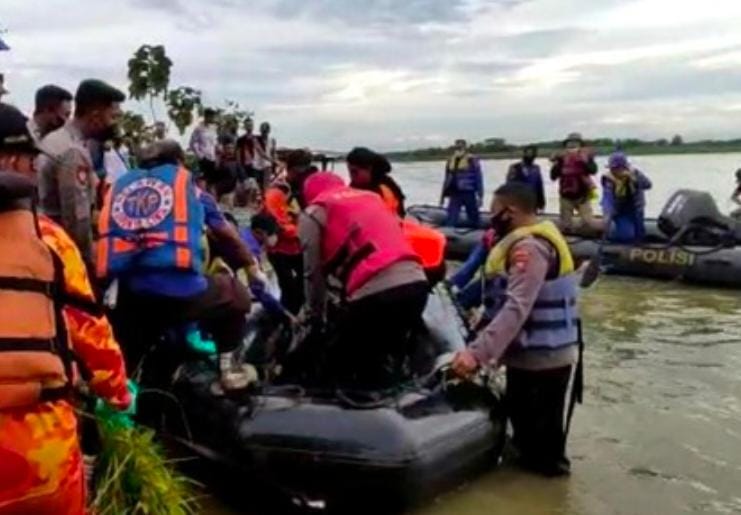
[2,0,741,150]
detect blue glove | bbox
[186,327,217,355]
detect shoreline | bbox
[388,146,741,163]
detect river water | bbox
[210,153,741,514]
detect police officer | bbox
[27,84,73,142]
[441,139,484,228]
[452,182,582,477]
[38,79,125,264]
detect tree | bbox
[120,111,148,147]
[127,44,173,122]
[166,86,202,135]
[671,134,684,146]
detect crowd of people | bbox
[0,75,590,512]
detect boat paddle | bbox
[580,214,612,288]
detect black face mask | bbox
[523,155,536,166]
[490,209,513,237]
[94,123,118,143]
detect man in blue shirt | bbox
[103,140,260,392]
[601,152,652,243]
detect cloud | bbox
[2,0,741,150]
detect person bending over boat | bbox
[452,183,582,477]
[550,132,600,234]
[264,149,316,314]
[347,146,407,216]
[601,152,652,243]
[298,172,429,390]
[507,145,545,212]
[441,139,484,228]
[0,105,131,514]
[97,140,261,393]
[445,227,497,313]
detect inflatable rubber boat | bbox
[409,190,741,289]
[129,287,505,512]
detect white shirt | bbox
[189,122,218,162]
[104,149,129,184]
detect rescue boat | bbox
[129,287,505,512]
[409,190,741,288]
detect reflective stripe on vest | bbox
[97,164,205,278]
[483,220,579,350]
[312,187,421,295]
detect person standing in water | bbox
[550,132,600,233]
[507,145,545,212]
[452,183,582,477]
[441,139,484,228]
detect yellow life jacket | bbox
[446,152,473,172]
[485,220,574,278]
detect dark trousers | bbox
[446,191,480,228]
[331,281,429,390]
[506,364,576,476]
[113,273,251,372]
[268,252,304,315]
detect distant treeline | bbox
[387,135,741,162]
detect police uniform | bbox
[37,122,96,263]
[469,220,581,476]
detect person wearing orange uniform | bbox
[0,104,130,515]
[263,149,315,314]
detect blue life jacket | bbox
[482,221,580,350]
[446,152,479,192]
[97,163,205,279]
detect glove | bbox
[95,380,138,429]
[186,328,217,355]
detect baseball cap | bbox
[0,103,37,154]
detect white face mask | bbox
[267,234,279,247]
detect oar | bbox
[580,214,612,288]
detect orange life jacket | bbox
[402,218,446,270]
[0,174,73,410]
[305,173,421,295]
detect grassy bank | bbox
[388,143,741,162]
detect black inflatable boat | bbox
[409,190,741,289]
[133,288,505,512]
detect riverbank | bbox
[388,144,741,162]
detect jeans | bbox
[446,191,480,228]
[608,209,646,243]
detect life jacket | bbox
[0,173,74,410]
[602,171,636,212]
[306,174,421,296]
[559,153,593,200]
[446,152,479,192]
[509,162,541,191]
[96,163,205,279]
[379,183,403,217]
[483,220,579,350]
[402,218,446,271]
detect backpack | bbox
[0,172,74,409]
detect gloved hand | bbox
[96,380,138,429]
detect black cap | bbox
[0,103,37,154]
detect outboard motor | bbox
[659,190,740,245]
